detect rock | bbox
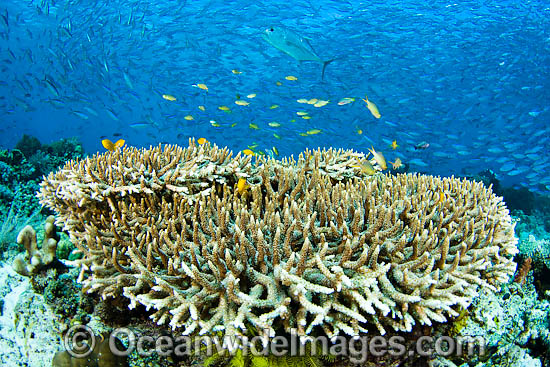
[0,263,61,366]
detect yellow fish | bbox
[193,83,208,91]
[218,105,231,112]
[306,99,318,105]
[270,104,279,109]
[299,132,308,136]
[198,105,206,111]
[236,178,250,195]
[210,120,221,127]
[437,190,445,205]
[197,138,207,145]
[362,96,381,119]
[273,133,281,139]
[235,100,250,106]
[296,99,309,104]
[390,140,399,150]
[301,115,312,120]
[313,100,329,107]
[184,115,194,121]
[285,75,298,81]
[230,122,237,127]
[368,146,387,170]
[102,138,125,151]
[276,81,282,86]
[247,93,256,99]
[162,94,176,101]
[249,123,259,130]
[306,129,322,135]
[353,158,376,176]
[268,122,281,127]
[356,128,363,135]
[232,69,242,74]
[296,111,309,116]
[242,149,255,156]
[272,147,279,156]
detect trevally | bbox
[262,26,334,79]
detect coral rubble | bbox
[37,140,518,339]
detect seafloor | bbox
[1,135,549,367]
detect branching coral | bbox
[37,140,518,338]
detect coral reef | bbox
[38,140,518,339]
[514,209,550,245]
[0,134,84,218]
[441,278,550,367]
[13,134,85,180]
[14,134,42,159]
[511,208,550,304]
[10,216,89,326]
[0,148,37,215]
[12,216,59,276]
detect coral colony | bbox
[34,139,518,338]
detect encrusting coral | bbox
[13,215,59,276]
[37,140,518,338]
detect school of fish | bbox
[0,0,548,193]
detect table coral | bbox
[38,140,518,338]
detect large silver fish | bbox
[262,26,334,79]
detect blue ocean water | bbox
[0,0,549,192]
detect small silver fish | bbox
[123,71,133,89]
[1,10,8,28]
[262,26,334,79]
[414,141,430,150]
[44,77,60,97]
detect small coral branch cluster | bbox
[38,139,518,338]
[13,215,58,276]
